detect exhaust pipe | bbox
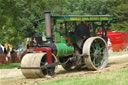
[44,9,52,38]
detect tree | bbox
[0,0,68,46]
[0,0,22,45]
[63,0,108,15]
[107,0,128,32]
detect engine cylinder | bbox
[55,43,74,57]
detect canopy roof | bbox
[39,15,112,23]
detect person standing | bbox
[0,44,4,53]
[0,46,3,53]
[0,44,6,64]
[10,48,17,63]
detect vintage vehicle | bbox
[107,31,128,52]
[20,9,112,78]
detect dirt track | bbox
[0,54,128,85]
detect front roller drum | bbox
[82,37,108,70]
[21,53,57,78]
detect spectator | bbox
[0,46,3,53]
[0,44,4,53]
[10,48,17,63]
[0,44,7,64]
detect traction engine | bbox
[20,9,112,78]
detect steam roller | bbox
[19,9,112,78]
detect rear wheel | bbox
[82,37,108,70]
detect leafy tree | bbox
[63,0,108,15]
[0,0,68,46]
[0,0,127,47]
[0,0,22,45]
[107,0,128,32]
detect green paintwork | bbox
[54,32,74,57]
[54,33,61,43]
[60,36,66,43]
[90,40,104,67]
[56,43,73,57]
[66,34,75,43]
[40,15,112,23]
[54,32,75,44]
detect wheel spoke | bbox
[90,40,104,67]
[92,58,96,65]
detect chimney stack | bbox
[44,9,52,38]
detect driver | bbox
[75,21,90,39]
[75,21,90,49]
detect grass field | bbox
[109,50,128,56]
[37,68,128,85]
[0,63,20,69]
